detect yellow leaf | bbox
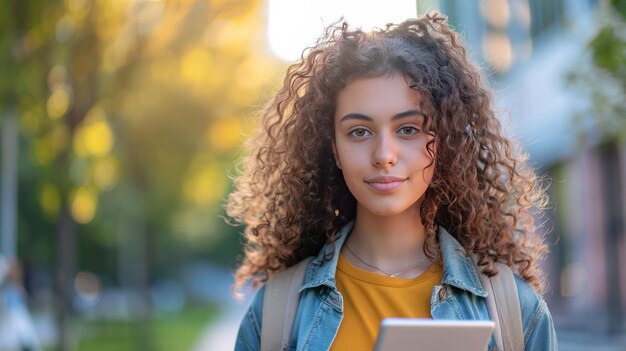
[183,161,227,206]
[180,47,213,85]
[70,186,98,224]
[46,87,73,120]
[73,106,114,157]
[208,117,242,152]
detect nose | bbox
[372,133,397,167]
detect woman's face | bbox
[333,72,435,217]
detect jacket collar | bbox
[301,221,487,298]
[301,221,354,291]
[437,226,487,297]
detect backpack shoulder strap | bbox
[261,257,313,351]
[476,258,524,351]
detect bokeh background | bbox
[1,0,625,350]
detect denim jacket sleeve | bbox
[235,286,265,351]
[515,276,559,351]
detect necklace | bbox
[344,243,428,278]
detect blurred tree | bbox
[566,0,626,335]
[1,0,68,349]
[567,0,626,141]
[2,0,283,350]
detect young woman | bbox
[228,12,557,351]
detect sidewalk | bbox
[558,329,626,351]
[192,291,254,351]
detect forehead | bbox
[334,73,421,121]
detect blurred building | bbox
[433,0,625,337]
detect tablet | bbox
[373,318,495,351]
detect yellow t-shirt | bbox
[330,254,443,351]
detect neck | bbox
[344,204,427,273]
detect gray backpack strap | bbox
[261,257,313,351]
[476,259,524,351]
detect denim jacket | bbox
[235,221,558,351]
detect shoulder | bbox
[513,275,558,349]
[513,275,547,327]
[249,284,267,324]
[235,285,265,351]
[235,256,316,351]
[513,275,543,314]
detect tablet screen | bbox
[373,318,495,351]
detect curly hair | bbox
[227,12,549,295]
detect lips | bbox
[365,176,407,192]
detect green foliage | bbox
[3,1,281,347]
[3,0,282,275]
[613,0,626,21]
[567,2,626,142]
[49,304,219,351]
[590,26,626,77]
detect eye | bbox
[348,128,372,138]
[398,126,420,135]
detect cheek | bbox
[334,139,351,162]
[337,151,358,176]
[412,147,435,183]
[423,162,435,184]
[335,147,367,186]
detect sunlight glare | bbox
[267,0,417,62]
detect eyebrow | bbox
[339,110,425,123]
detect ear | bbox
[332,141,342,169]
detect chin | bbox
[366,205,412,217]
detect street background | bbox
[1,0,625,350]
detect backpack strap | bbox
[260,257,313,351]
[475,258,524,351]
